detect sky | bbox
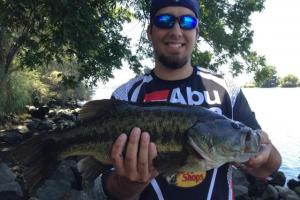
[97,0,300,88]
[251,0,300,78]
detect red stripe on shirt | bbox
[143,90,170,102]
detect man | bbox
[101,0,282,199]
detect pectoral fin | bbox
[77,156,109,186]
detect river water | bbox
[93,87,300,180]
[243,88,300,181]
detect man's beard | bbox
[158,54,188,70]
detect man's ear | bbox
[147,25,152,41]
[195,27,200,40]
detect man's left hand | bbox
[234,130,281,178]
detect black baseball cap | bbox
[150,0,200,19]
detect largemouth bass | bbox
[0,99,261,190]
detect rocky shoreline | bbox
[0,104,300,200]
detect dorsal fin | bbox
[79,99,119,122]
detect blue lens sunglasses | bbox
[154,14,198,30]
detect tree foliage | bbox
[199,0,266,74]
[1,0,267,83]
[254,65,279,87]
[0,0,141,86]
[0,0,140,117]
[280,74,299,88]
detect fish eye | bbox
[231,122,240,129]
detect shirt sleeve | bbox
[232,90,261,130]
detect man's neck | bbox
[153,62,194,81]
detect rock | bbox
[288,179,300,190]
[0,129,23,145]
[37,159,83,191]
[56,109,74,120]
[294,186,300,196]
[28,197,39,200]
[275,185,300,199]
[16,125,29,134]
[71,109,80,121]
[247,175,268,198]
[26,119,41,130]
[0,182,23,199]
[26,106,37,114]
[269,171,286,187]
[285,194,300,200]
[0,191,23,200]
[0,101,92,199]
[0,163,23,198]
[234,185,249,200]
[50,160,78,185]
[43,175,108,200]
[47,110,56,118]
[35,179,71,200]
[0,163,16,184]
[68,175,107,200]
[233,168,250,187]
[55,119,76,130]
[29,106,49,120]
[47,100,62,108]
[262,184,279,200]
[68,190,89,200]
[37,120,54,130]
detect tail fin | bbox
[0,134,58,192]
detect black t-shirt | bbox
[103,66,261,200]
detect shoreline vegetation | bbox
[243,84,300,88]
[243,73,300,88]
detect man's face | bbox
[148,6,198,70]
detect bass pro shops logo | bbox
[175,171,206,187]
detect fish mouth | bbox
[241,130,261,153]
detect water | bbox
[93,87,300,180]
[92,88,115,100]
[243,88,300,181]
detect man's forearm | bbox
[106,173,149,200]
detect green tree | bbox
[280,74,299,88]
[0,0,141,84]
[0,0,268,85]
[0,0,141,117]
[1,0,267,116]
[254,65,279,87]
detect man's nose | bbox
[169,22,183,36]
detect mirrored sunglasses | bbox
[154,14,197,30]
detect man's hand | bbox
[106,127,159,200]
[235,130,281,178]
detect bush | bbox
[42,70,94,105]
[254,65,279,88]
[0,69,49,119]
[0,68,93,120]
[280,74,299,88]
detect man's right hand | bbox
[106,127,159,200]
